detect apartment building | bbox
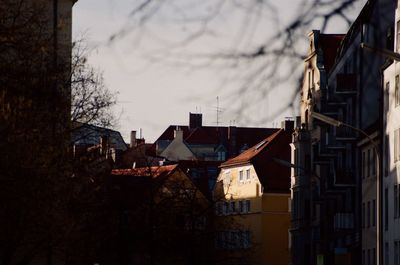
[214,124,292,265]
[292,1,396,264]
[382,2,400,263]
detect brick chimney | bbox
[189,113,202,130]
[281,118,294,133]
[130,130,137,147]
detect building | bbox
[291,30,345,265]
[109,165,212,265]
[155,113,280,162]
[292,0,396,264]
[214,124,292,265]
[71,122,128,163]
[154,112,281,193]
[382,1,400,263]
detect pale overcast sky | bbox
[72,0,365,142]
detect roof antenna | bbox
[216,96,224,126]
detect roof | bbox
[333,0,375,67]
[221,129,283,167]
[71,122,128,151]
[155,125,280,155]
[111,164,178,180]
[319,34,345,73]
[219,129,291,193]
[177,160,222,199]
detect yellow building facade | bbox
[214,129,291,265]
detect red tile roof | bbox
[221,129,283,167]
[155,125,280,158]
[219,129,291,193]
[111,164,178,179]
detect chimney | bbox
[100,135,109,155]
[189,112,202,130]
[130,130,137,147]
[174,128,184,142]
[295,116,301,128]
[281,118,294,133]
[228,126,237,157]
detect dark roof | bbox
[155,125,280,156]
[71,122,128,151]
[319,34,345,73]
[177,160,222,200]
[333,0,375,67]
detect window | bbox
[246,169,250,180]
[373,248,376,265]
[372,151,376,175]
[373,199,376,226]
[223,202,229,215]
[239,170,243,181]
[362,151,366,179]
[385,135,389,177]
[367,201,371,227]
[362,203,366,228]
[243,231,251,248]
[385,188,389,231]
[397,20,400,52]
[368,249,370,265]
[395,129,400,161]
[395,185,398,219]
[367,149,371,177]
[230,201,236,213]
[311,69,315,88]
[239,201,244,213]
[396,241,400,265]
[385,82,390,113]
[385,242,389,265]
[398,184,400,217]
[245,200,251,213]
[216,202,223,215]
[396,75,400,106]
[216,230,251,249]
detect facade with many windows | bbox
[214,128,292,265]
[383,2,400,263]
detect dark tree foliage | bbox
[71,39,117,128]
[0,1,116,264]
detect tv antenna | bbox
[216,96,224,126]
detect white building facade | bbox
[383,2,400,264]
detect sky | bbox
[72,0,365,143]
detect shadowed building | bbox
[292,0,396,264]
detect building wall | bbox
[360,136,379,265]
[383,5,400,261]
[160,131,196,161]
[261,193,290,265]
[216,166,290,265]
